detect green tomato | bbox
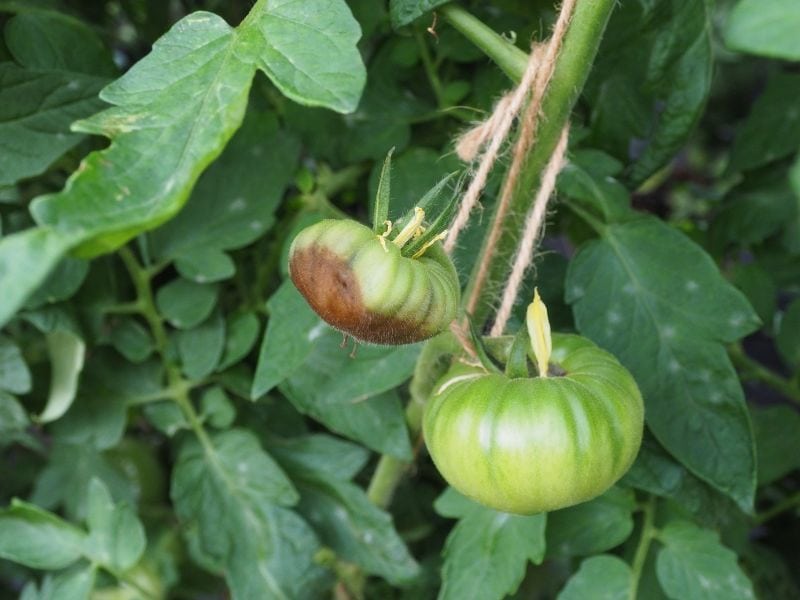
[289,218,460,344]
[423,333,644,515]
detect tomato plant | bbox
[1,0,799,599]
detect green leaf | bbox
[390,0,450,28]
[656,520,756,600]
[218,312,260,371]
[252,281,322,397]
[85,478,146,571]
[278,329,417,458]
[267,434,369,479]
[435,491,547,600]
[623,438,738,529]
[4,11,116,75]
[271,435,419,584]
[24,257,89,309]
[373,148,394,232]
[0,62,107,186]
[54,352,161,450]
[0,1,365,328]
[0,227,74,328]
[20,567,96,600]
[0,334,31,394]
[711,176,797,250]
[171,429,330,599]
[557,150,634,224]
[752,405,800,485]
[728,74,800,173]
[38,328,86,423]
[239,0,366,113]
[175,249,236,283]
[156,278,218,330]
[143,401,188,437]
[200,386,236,429]
[0,500,87,570]
[0,390,29,441]
[588,0,712,186]
[724,0,800,61]
[557,555,632,600]
[149,110,301,261]
[109,317,154,363]
[566,217,760,511]
[546,487,636,558]
[730,264,777,327]
[176,309,226,380]
[777,298,800,369]
[282,385,413,460]
[31,441,137,521]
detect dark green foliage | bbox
[0,0,799,598]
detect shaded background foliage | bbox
[0,0,799,598]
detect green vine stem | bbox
[728,342,800,405]
[458,0,617,325]
[629,495,657,600]
[439,4,527,82]
[755,490,800,524]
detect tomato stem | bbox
[438,4,528,83]
[461,0,617,325]
[629,495,657,600]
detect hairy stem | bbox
[439,4,527,82]
[462,0,616,325]
[629,496,657,600]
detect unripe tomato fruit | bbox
[423,333,643,515]
[289,219,460,345]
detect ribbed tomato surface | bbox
[423,334,643,514]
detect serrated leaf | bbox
[0,500,87,570]
[270,435,419,584]
[557,555,631,600]
[656,520,756,600]
[566,217,760,511]
[38,328,86,423]
[0,0,365,328]
[437,493,546,600]
[85,478,146,571]
[724,0,800,61]
[252,281,323,397]
[0,334,32,394]
[390,0,450,29]
[728,74,800,173]
[171,429,331,599]
[546,487,636,558]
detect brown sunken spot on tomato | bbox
[289,243,431,345]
